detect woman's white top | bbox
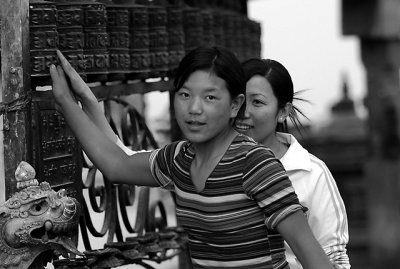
[278,132,350,269]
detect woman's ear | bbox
[278,102,293,123]
[231,94,245,118]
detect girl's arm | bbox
[277,210,334,269]
[50,52,158,187]
[55,50,117,143]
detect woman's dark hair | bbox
[241,58,309,133]
[173,46,246,99]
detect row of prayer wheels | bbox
[1,0,261,86]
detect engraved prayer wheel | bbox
[235,15,247,62]
[230,13,241,60]
[221,11,235,53]
[148,4,168,78]
[31,100,83,200]
[212,9,224,48]
[167,5,185,73]
[182,7,203,53]
[241,17,252,61]
[82,1,109,82]
[55,1,87,81]
[128,3,150,80]
[29,0,58,86]
[249,19,261,59]
[106,2,130,81]
[201,9,214,47]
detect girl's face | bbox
[174,70,242,144]
[235,75,282,144]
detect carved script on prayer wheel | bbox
[128,4,150,79]
[29,1,58,86]
[183,7,203,53]
[148,5,168,78]
[31,100,83,203]
[55,1,86,81]
[106,3,130,81]
[167,5,185,73]
[82,1,109,82]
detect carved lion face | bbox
[0,181,82,269]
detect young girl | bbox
[50,47,334,269]
[235,58,350,269]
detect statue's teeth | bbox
[45,220,53,231]
[53,225,60,233]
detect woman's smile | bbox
[235,122,253,131]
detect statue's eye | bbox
[30,200,49,215]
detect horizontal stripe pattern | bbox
[150,134,301,269]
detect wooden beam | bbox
[1,0,31,198]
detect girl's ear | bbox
[278,102,293,123]
[231,94,245,118]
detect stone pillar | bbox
[342,0,400,267]
[1,0,32,198]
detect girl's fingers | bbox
[49,64,58,79]
[56,50,78,77]
[57,65,66,79]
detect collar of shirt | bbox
[277,132,312,172]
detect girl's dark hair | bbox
[173,46,246,99]
[241,58,309,133]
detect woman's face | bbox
[235,75,281,144]
[174,70,242,144]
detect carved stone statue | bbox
[0,161,82,269]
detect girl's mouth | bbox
[186,120,205,126]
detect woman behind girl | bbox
[50,46,334,269]
[235,58,350,269]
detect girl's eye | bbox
[177,92,189,98]
[205,95,217,101]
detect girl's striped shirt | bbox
[149,134,303,269]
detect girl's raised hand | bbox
[55,50,93,101]
[50,63,78,113]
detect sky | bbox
[247,0,367,128]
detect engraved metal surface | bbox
[55,1,86,82]
[31,99,83,203]
[148,5,168,78]
[82,2,108,82]
[29,1,58,86]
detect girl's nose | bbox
[189,97,202,114]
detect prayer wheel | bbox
[106,1,131,81]
[148,4,168,78]
[55,1,87,81]
[127,3,150,80]
[81,1,109,82]
[29,0,58,86]
[166,4,185,74]
[182,7,203,53]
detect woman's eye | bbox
[205,95,216,101]
[253,99,264,105]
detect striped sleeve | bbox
[242,146,303,230]
[149,142,182,191]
